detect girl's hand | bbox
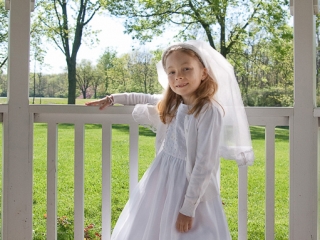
[85,96,114,110]
[175,213,193,233]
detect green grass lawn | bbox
[31,124,289,239]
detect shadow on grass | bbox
[50,123,156,137]
[250,126,289,141]
[38,124,288,140]
[250,126,265,140]
[138,126,156,137]
[275,128,289,141]
[112,124,156,137]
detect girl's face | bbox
[165,50,207,105]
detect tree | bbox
[30,29,46,103]
[316,14,320,97]
[108,0,289,58]
[36,0,104,104]
[46,73,68,97]
[0,70,7,97]
[97,47,117,94]
[127,50,161,93]
[76,59,95,99]
[0,1,9,70]
[108,54,131,93]
[91,69,102,99]
[229,24,293,106]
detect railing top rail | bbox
[29,105,294,117]
[313,108,320,117]
[245,107,293,117]
[0,104,8,113]
[29,104,135,115]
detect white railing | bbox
[27,105,294,240]
[245,107,293,240]
[31,105,139,240]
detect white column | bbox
[2,0,33,239]
[291,0,318,239]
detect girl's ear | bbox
[201,68,208,81]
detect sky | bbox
[40,14,171,74]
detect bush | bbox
[243,87,293,107]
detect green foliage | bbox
[228,23,294,107]
[57,216,74,239]
[28,73,69,99]
[0,1,8,70]
[244,87,293,107]
[108,0,290,57]
[0,73,7,97]
[95,49,163,96]
[104,0,295,106]
[315,14,320,97]
[97,47,118,95]
[76,59,96,99]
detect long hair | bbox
[157,48,218,124]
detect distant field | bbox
[0,97,91,105]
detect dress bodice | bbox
[162,104,189,160]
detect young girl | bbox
[86,40,254,239]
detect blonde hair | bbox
[157,48,218,124]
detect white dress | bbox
[111,103,231,240]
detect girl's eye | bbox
[168,71,175,75]
[184,67,190,71]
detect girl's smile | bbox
[175,83,189,88]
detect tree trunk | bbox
[33,74,36,104]
[144,76,147,93]
[94,86,97,99]
[67,58,76,104]
[219,13,227,57]
[0,56,8,69]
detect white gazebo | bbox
[2,0,319,239]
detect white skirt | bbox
[111,151,231,240]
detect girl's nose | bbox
[175,72,183,80]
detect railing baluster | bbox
[102,123,112,240]
[265,124,275,239]
[47,122,58,240]
[238,166,248,240]
[74,123,85,239]
[289,116,294,239]
[129,123,139,197]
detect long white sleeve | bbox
[112,93,162,105]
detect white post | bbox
[291,0,318,239]
[2,0,33,239]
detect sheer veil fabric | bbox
[155,40,254,166]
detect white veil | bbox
[156,40,254,166]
